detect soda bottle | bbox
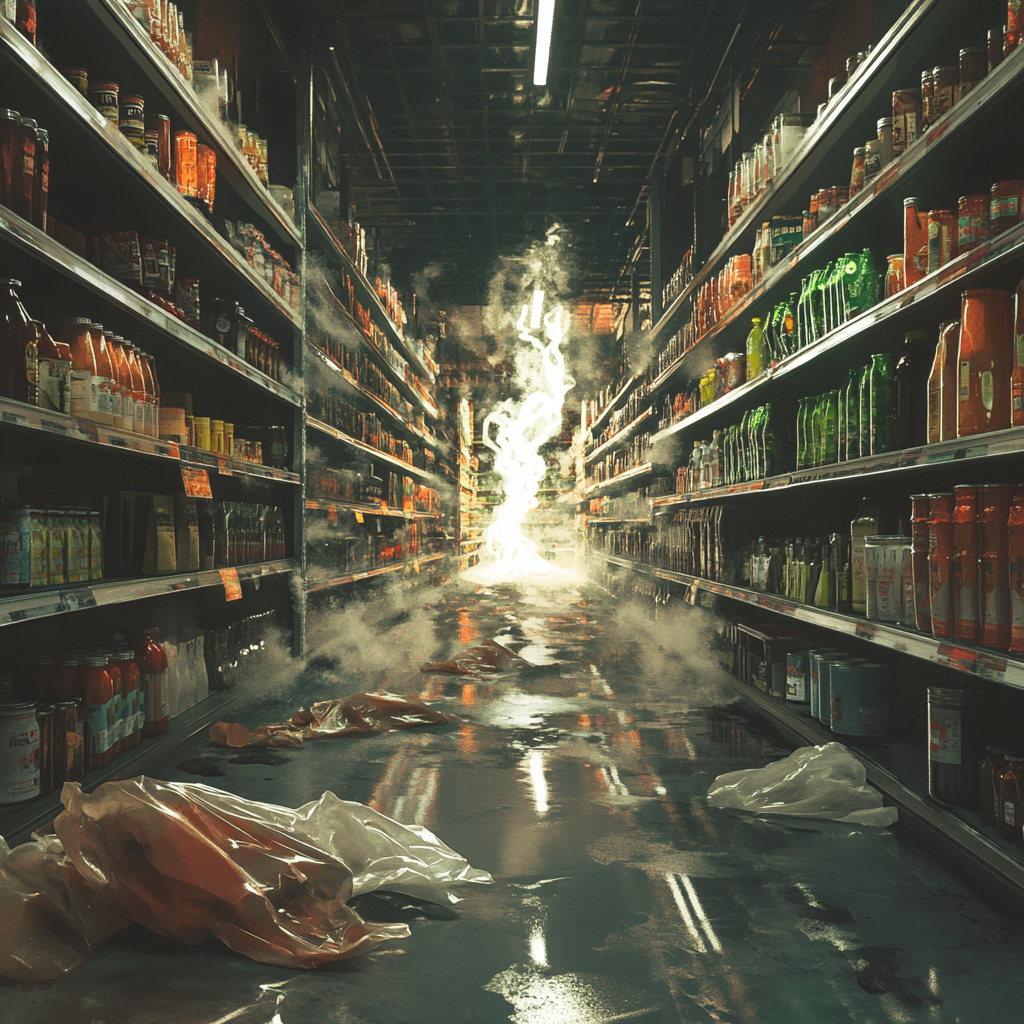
[869,353,894,454]
[745,318,764,381]
[823,390,840,463]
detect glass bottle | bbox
[980,748,1013,825]
[885,254,905,297]
[869,353,894,455]
[957,289,1014,437]
[998,756,1024,846]
[0,278,39,406]
[709,430,722,489]
[851,497,883,615]
[840,366,860,461]
[82,654,115,770]
[823,390,840,464]
[978,484,1014,649]
[796,397,809,469]
[105,335,128,430]
[910,494,932,632]
[745,318,763,381]
[131,627,169,735]
[144,352,161,438]
[812,266,829,339]
[927,492,956,637]
[904,198,929,288]
[952,485,980,643]
[90,325,116,427]
[34,321,71,414]
[857,363,872,458]
[31,126,47,231]
[893,330,930,450]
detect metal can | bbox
[0,700,40,805]
[34,703,54,795]
[87,80,119,122]
[865,535,910,622]
[829,662,890,738]
[817,654,853,726]
[928,686,991,806]
[59,67,88,95]
[785,649,811,703]
[118,94,145,149]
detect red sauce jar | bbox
[990,180,1024,236]
[103,652,123,756]
[82,654,115,769]
[927,492,956,638]
[911,494,932,633]
[979,484,1015,648]
[952,485,980,643]
[957,288,1013,436]
[1010,488,1024,653]
[957,194,990,254]
[112,649,141,749]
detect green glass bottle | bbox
[762,402,777,477]
[783,293,799,356]
[795,397,807,469]
[869,352,894,454]
[824,259,845,333]
[797,273,814,348]
[840,366,860,461]
[738,409,752,481]
[823,389,840,463]
[812,267,829,340]
[836,253,859,328]
[848,248,881,318]
[857,363,873,458]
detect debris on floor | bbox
[209,691,458,749]
[421,638,527,676]
[0,778,491,981]
[706,741,899,825]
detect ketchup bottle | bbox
[82,654,115,769]
[132,627,169,735]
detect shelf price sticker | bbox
[60,588,96,612]
[354,511,365,524]
[217,458,233,477]
[220,568,242,601]
[181,465,213,498]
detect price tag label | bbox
[1,410,28,426]
[413,558,420,574]
[381,501,389,514]
[220,567,242,601]
[40,419,66,435]
[181,465,213,498]
[60,588,96,612]
[328,506,338,523]
[217,458,233,477]
[355,511,365,524]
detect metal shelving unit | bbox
[305,416,442,485]
[305,552,445,593]
[585,406,653,465]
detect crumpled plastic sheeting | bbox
[40,777,492,977]
[0,833,132,981]
[706,742,899,826]
[422,638,527,676]
[209,691,459,749]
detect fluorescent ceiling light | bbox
[533,0,555,85]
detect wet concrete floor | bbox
[6,571,1024,1023]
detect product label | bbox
[135,688,146,732]
[991,196,1021,223]
[37,358,71,414]
[0,714,39,803]
[108,385,123,423]
[96,377,113,418]
[929,706,961,764]
[110,692,123,744]
[959,361,970,401]
[860,708,879,726]
[786,668,806,701]
[830,693,843,724]
[981,371,994,411]
[141,670,168,722]
[1005,800,1016,827]
[88,699,115,755]
[22,137,35,178]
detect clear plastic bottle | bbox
[745,318,764,380]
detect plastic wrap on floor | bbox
[706,742,899,826]
[421,638,527,676]
[0,778,492,981]
[209,691,459,748]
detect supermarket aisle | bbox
[7,570,1024,1024]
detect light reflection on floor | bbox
[4,567,1024,1023]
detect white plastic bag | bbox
[707,742,898,826]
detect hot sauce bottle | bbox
[131,627,169,735]
[106,333,130,431]
[125,344,147,435]
[90,324,116,426]
[952,485,980,643]
[927,493,956,638]
[904,198,929,288]
[112,648,141,749]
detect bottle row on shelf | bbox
[0,495,287,590]
[307,518,445,581]
[308,393,436,472]
[591,483,1024,655]
[307,465,441,516]
[0,608,285,807]
[669,276,1024,498]
[585,432,652,488]
[662,8,1022,314]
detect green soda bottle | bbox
[762,402,777,477]
[848,249,881,318]
[823,389,840,463]
[783,293,799,356]
[836,253,859,326]
[795,397,807,469]
[825,260,844,333]
[745,318,764,381]
[798,395,814,469]
[812,267,829,340]
[869,352,894,454]
[839,366,860,461]
[797,273,814,348]
[857,363,872,458]
[737,409,751,481]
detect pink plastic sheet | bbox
[421,638,526,676]
[209,691,459,749]
[0,778,491,981]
